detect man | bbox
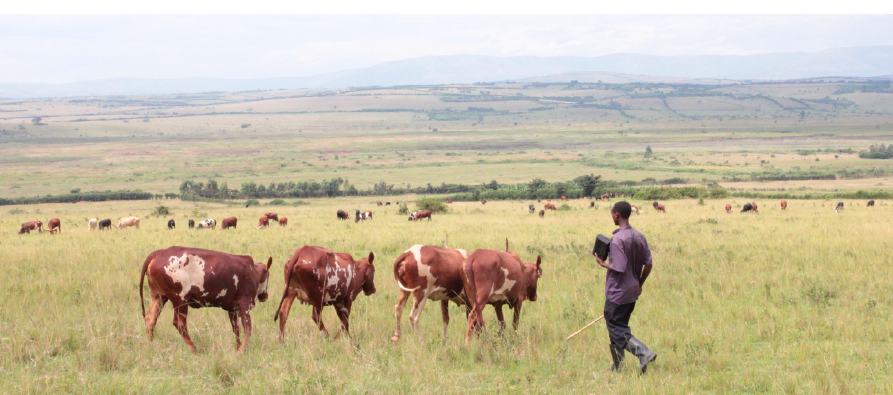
[593,201,657,374]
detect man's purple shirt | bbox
[605,225,652,305]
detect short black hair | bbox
[612,201,632,219]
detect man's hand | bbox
[593,253,611,269]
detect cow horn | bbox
[505,238,509,252]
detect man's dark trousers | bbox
[604,300,636,349]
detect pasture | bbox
[1,197,890,392]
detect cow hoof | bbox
[390,335,400,343]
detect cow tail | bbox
[139,252,155,318]
[462,256,477,313]
[393,254,420,292]
[274,255,297,322]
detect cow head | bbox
[522,256,543,302]
[254,257,274,303]
[356,252,376,296]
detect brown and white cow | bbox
[279,217,288,227]
[221,217,237,230]
[18,220,42,234]
[88,218,98,231]
[462,241,542,345]
[391,243,469,342]
[197,219,216,229]
[274,246,376,340]
[47,218,61,234]
[264,213,279,222]
[481,199,487,205]
[631,205,639,215]
[725,204,733,214]
[409,210,432,221]
[544,203,557,211]
[780,200,788,210]
[257,215,270,229]
[139,246,272,353]
[118,216,140,229]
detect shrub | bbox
[558,204,572,211]
[397,204,409,215]
[245,199,260,207]
[268,199,287,206]
[152,204,171,217]
[415,197,448,213]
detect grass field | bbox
[1,197,891,393]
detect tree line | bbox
[0,190,153,206]
[859,144,893,159]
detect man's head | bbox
[611,201,632,225]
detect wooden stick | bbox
[566,315,604,340]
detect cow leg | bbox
[237,304,252,353]
[172,304,196,353]
[409,292,428,338]
[228,310,242,350]
[465,294,488,346]
[440,300,450,343]
[512,301,523,331]
[391,289,411,342]
[277,292,297,343]
[144,292,167,341]
[494,304,506,334]
[334,303,351,339]
[312,304,329,337]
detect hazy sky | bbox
[2,15,892,84]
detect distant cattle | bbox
[140,246,272,353]
[410,210,433,221]
[590,201,595,208]
[656,204,666,213]
[445,200,452,204]
[462,241,542,345]
[529,204,536,214]
[377,202,383,206]
[752,203,759,213]
[481,199,487,205]
[538,210,545,218]
[561,196,566,201]
[19,220,43,234]
[631,205,639,215]
[47,218,61,234]
[780,200,788,210]
[188,219,195,229]
[257,216,270,229]
[835,202,844,213]
[741,203,754,213]
[601,194,609,201]
[275,246,376,340]
[167,219,176,230]
[263,213,278,222]
[725,204,733,214]
[355,209,361,223]
[88,218,98,231]
[221,217,237,230]
[197,219,216,229]
[98,219,113,231]
[868,200,875,207]
[386,202,392,206]
[337,210,349,220]
[356,211,372,221]
[118,217,140,229]
[652,201,659,209]
[544,203,557,211]
[391,243,469,342]
[279,217,288,227]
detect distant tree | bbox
[573,174,602,197]
[527,178,547,195]
[31,116,42,125]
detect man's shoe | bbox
[625,337,657,374]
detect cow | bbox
[257,216,270,229]
[19,220,43,234]
[354,209,361,223]
[197,219,216,230]
[98,219,113,231]
[752,203,759,213]
[274,246,376,340]
[868,200,875,207]
[47,218,61,234]
[539,210,545,218]
[386,202,392,206]
[561,196,566,201]
[781,200,788,210]
[544,203,557,211]
[462,240,542,345]
[221,217,237,230]
[601,194,609,201]
[590,201,595,208]
[117,217,140,229]
[188,219,195,229]
[391,242,469,342]
[337,210,349,220]
[263,213,279,222]
[725,204,733,214]
[835,202,844,213]
[631,205,639,215]
[279,217,288,227]
[377,202,383,206]
[139,246,273,353]
[741,203,754,213]
[167,219,176,230]
[481,199,487,205]
[88,218,98,231]
[656,204,666,213]
[357,211,372,221]
[445,200,452,204]
[410,210,432,222]
[652,201,659,209]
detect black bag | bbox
[592,234,611,261]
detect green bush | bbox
[245,199,260,207]
[415,197,448,213]
[267,199,288,206]
[397,204,409,215]
[152,205,171,217]
[558,204,572,211]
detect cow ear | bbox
[266,257,273,270]
[536,255,541,267]
[367,252,375,265]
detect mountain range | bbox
[2,46,892,98]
